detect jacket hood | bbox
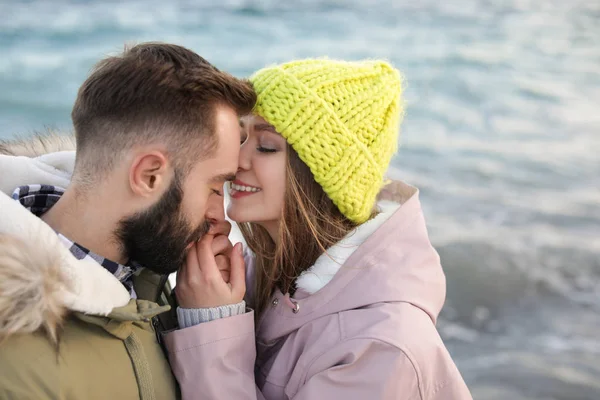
[0,132,76,195]
[257,181,446,341]
[0,131,76,157]
[0,133,130,342]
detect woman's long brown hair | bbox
[238,147,359,318]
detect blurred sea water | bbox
[1,1,599,398]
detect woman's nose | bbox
[237,142,252,171]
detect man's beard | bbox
[115,174,210,275]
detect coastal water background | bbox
[1,0,599,398]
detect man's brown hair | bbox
[71,42,256,181]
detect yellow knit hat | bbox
[250,59,403,223]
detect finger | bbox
[176,254,186,284]
[178,244,198,285]
[220,270,231,283]
[212,235,234,257]
[208,220,232,237]
[215,255,231,283]
[215,254,230,271]
[229,242,246,299]
[196,235,223,281]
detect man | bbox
[0,42,255,399]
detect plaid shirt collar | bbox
[12,184,140,298]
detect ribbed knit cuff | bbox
[177,301,246,328]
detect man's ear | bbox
[129,151,170,197]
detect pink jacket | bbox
[164,183,472,399]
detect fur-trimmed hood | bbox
[0,131,76,157]
[0,132,76,195]
[0,133,129,342]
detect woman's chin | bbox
[226,207,249,224]
[227,211,262,225]
[227,203,279,226]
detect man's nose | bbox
[204,191,226,225]
[205,191,233,236]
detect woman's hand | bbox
[176,233,246,309]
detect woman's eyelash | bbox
[257,146,276,153]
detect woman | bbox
[165,59,472,399]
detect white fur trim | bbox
[36,151,76,177]
[0,132,76,157]
[0,191,130,316]
[0,151,75,196]
[295,201,400,295]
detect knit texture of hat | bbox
[250,59,403,224]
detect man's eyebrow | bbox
[210,173,237,184]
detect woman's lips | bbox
[229,180,261,199]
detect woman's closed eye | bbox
[257,146,277,153]
[257,137,280,153]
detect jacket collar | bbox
[75,299,170,340]
[295,200,401,295]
